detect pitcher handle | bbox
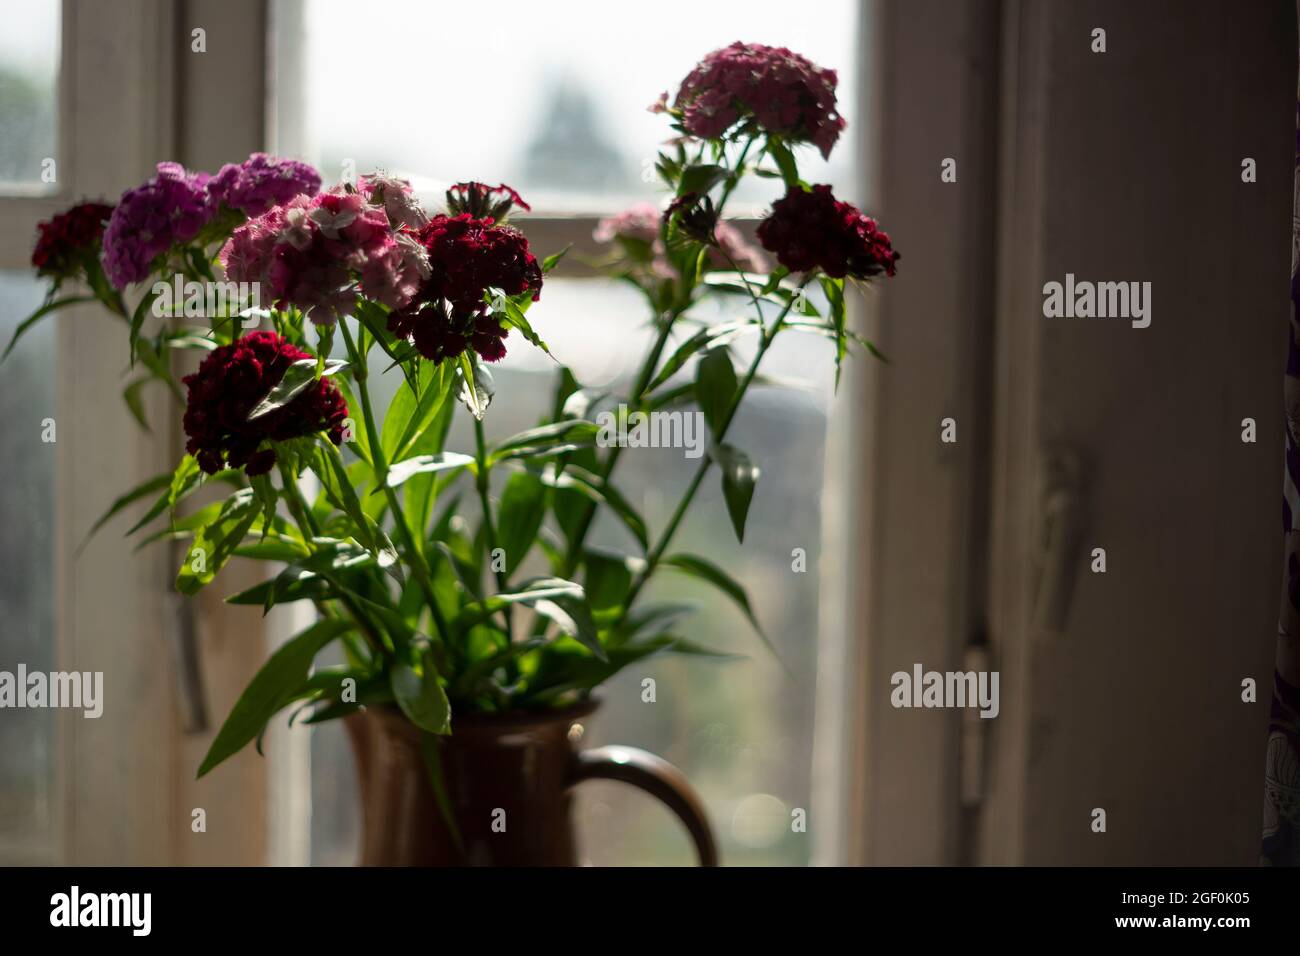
[569,745,718,866]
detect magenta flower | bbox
[102,163,218,288]
[209,153,322,217]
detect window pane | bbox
[271,0,861,212]
[0,0,59,192]
[0,272,57,854]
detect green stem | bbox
[558,308,680,578]
[558,137,755,580]
[277,460,390,662]
[337,318,454,658]
[474,417,515,649]
[618,278,810,620]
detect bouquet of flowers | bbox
[10,41,898,782]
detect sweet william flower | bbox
[31,201,115,281]
[756,184,898,280]
[209,153,321,217]
[181,331,348,476]
[673,42,846,159]
[386,212,543,365]
[219,188,418,324]
[361,173,430,229]
[102,162,218,288]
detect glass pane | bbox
[0,0,59,192]
[272,0,860,212]
[0,272,58,853]
[302,278,837,866]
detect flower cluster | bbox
[209,153,322,217]
[672,41,845,159]
[756,184,898,279]
[102,163,218,288]
[31,201,114,281]
[220,188,429,324]
[594,202,767,276]
[182,331,349,476]
[387,211,543,364]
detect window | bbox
[0,0,59,193]
[270,0,862,866]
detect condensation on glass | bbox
[0,0,59,192]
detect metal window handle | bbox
[1032,449,1085,635]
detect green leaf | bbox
[128,285,162,367]
[540,245,571,274]
[248,358,347,420]
[3,295,94,362]
[78,471,174,553]
[225,574,333,607]
[710,443,759,543]
[387,362,452,463]
[677,163,727,197]
[531,591,605,661]
[379,370,419,462]
[124,454,203,538]
[175,488,261,595]
[495,471,546,577]
[384,452,475,489]
[819,275,848,388]
[455,353,494,421]
[553,467,648,551]
[453,576,586,631]
[391,649,451,734]
[196,618,356,777]
[645,320,755,393]
[661,553,781,664]
[694,347,737,437]
[489,420,599,464]
[121,376,152,431]
[499,296,551,356]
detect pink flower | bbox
[673,42,846,159]
[218,186,420,324]
[360,173,430,229]
[594,203,660,244]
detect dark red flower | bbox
[446,182,531,221]
[415,214,542,310]
[386,213,543,364]
[387,301,510,367]
[756,185,899,280]
[181,331,349,475]
[31,201,114,279]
